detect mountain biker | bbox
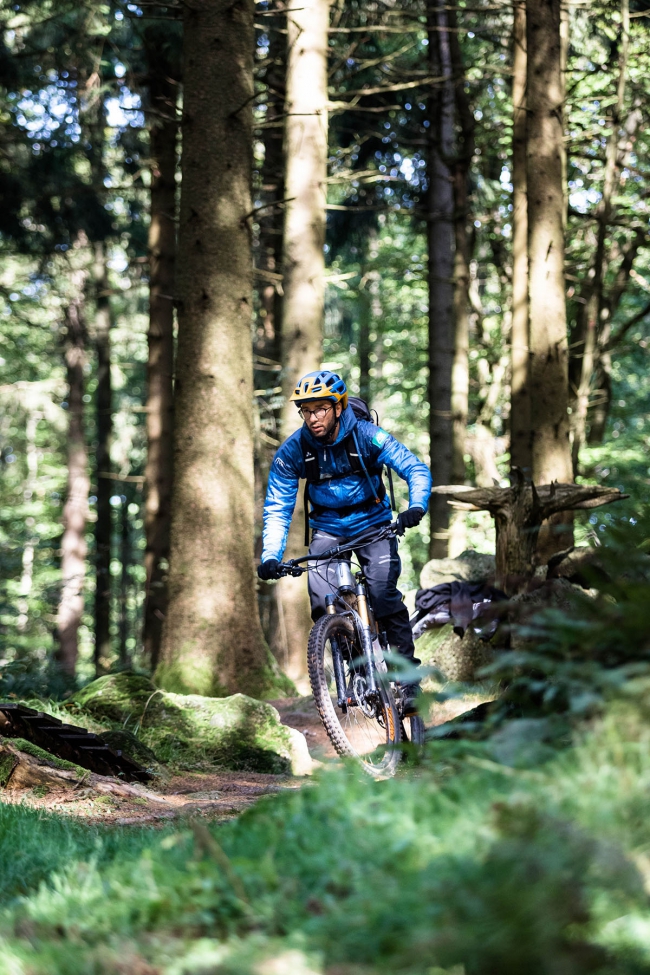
[257,370,432,714]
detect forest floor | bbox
[0,691,487,827]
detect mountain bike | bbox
[277,521,425,777]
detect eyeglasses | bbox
[298,405,334,421]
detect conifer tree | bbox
[159,0,284,697]
[276,0,330,684]
[526,0,573,555]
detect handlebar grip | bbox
[277,562,304,577]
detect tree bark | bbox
[143,49,177,669]
[427,0,455,558]
[254,15,287,672]
[159,0,278,698]
[510,0,532,473]
[358,280,372,404]
[448,10,473,490]
[568,0,630,471]
[119,498,130,669]
[17,410,40,631]
[56,264,90,677]
[256,11,285,367]
[447,11,474,558]
[526,0,573,558]
[93,241,113,674]
[277,0,330,688]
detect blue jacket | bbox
[261,405,432,562]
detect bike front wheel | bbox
[307,613,401,778]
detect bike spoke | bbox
[323,638,393,768]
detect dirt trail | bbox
[0,694,485,825]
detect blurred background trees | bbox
[0,0,648,696]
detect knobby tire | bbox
[307,613,401,778]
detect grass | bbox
[0,803,156,905]
[1,703,650,974]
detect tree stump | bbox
[431,470,627,594]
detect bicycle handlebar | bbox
[276,519,403,577]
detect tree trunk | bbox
[17,410,40,631]
[510,0,532,473]
[569,0,630,471]
[93,241,113,674]
[448,11,474,558]
[448,10,473,490]
[143,54,177,669]
[526,0,573,559]
[56,267,89,677]
[159,0,279,698]
[277,0,329,688]
[432,479,626,595]
[256,11,285,367]
[427,0,455,558]
[254,15,287,672]
[358,280,372,404]
[119,498,130,669]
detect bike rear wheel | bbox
[307,614,401,777]
[401,714,426,747]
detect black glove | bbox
[257,559,281,581]
[396,507,425,535]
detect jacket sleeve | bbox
[261,439,302,562]
[372,428,432,511]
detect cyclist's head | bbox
[290,371,347,439]
[290,370,348,409]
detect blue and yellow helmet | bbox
[290,370,348,409]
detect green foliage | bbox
[0,801,155,905]
[2,707,650,973]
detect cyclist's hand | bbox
[257,558,281,581]
[396,507,425,535]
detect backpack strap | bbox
[299,428,387,545]
[349,429,383,505]
[300,434,319,546]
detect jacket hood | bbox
[301,403,358,449]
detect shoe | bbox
[400,682,421,717]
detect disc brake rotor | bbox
[352,674,376,718]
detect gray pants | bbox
[307,530,419,666]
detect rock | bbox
[416,624,498,683]
[72,673,312,776]
[509,578,584,651]
[420,550,496,590]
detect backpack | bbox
[300,396,396,544]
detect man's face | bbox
[299,399,342,439]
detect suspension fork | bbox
[326,595,348,707]
[354,581,377,694]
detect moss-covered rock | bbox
[72,673,310,775]
[417,624,498,683]
[420,550,495,590]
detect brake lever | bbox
[277,561,304,578]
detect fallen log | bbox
[0,737,171,803]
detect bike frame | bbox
[277,521,401,712]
